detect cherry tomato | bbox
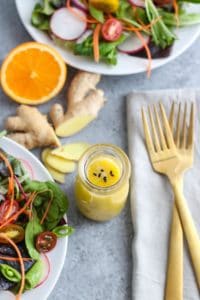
[102,18,122,42]
[0,200,19,222]
[0,224,25,243]
[36,231,57,253]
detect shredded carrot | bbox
[40,190,53,225]
[123,25,141,32]
[135,30,152,77]
[173,0,179,26]
[93,24,102,63]
[0,152,15,221]
[0,255,31,262]
[66,0,98,24]
[8,176,14,197]
[0,233,25,300]
[0,193,36,230]
[123,16,161,33]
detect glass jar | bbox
[74,144,131,221]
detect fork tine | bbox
[141,108,155,156]
[169,102,175,133]
[188,103,194,149]
[181,103,187,148]
[154,105,167,150]
[159,103,174,149]
[175,103,181,148]
[148,107,161,152]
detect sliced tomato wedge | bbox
[36,231,57,253]
[0,200,19,222]
[101,18,122,42]
[0,224,25,243]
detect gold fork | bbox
[141,103,200,288]
[165,103,194,299]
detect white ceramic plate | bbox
[15,1,200,75]
[0,137,68,300]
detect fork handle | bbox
[165,205,183,300]
[173,180,200,288]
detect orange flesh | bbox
[5,49,61,100]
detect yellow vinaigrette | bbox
[87,156,121,188]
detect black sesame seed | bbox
[101,169,104,172]
[93,173,97,176]
[103,176,107,182]
[98,173,101,178]
[110,170,114,177]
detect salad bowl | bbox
[0,137,68,300]
[15,0,200,75]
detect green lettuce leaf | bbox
[74,35,127,65]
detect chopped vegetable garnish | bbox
[31,0,200,75]
[0,148,72,298]
[52,225,74,237]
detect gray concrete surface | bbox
[0,1,200,299]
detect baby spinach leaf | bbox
[23,181,68,230]
[25,213,43,260]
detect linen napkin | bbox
[126,89,200,300]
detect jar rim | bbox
[78,144,131,193]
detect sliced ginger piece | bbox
[42,149,65,184]
[46,151,76,173]
[5,105,60,150]
[50,72,106,137]
[52,143,91,161]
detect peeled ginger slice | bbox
[42,149,65,183]
[46,152,76,173]
[55,115,95,137]
[52,143,91,161]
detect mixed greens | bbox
[31,0,200,67]
[0,148,72,298]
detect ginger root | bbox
[50,71,106,137]
[5,105,60,150]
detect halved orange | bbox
[0,42,67,105]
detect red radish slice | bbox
[50,7,87,41]
[71,0,89,13]
[35,254,50,288]
[128,0,145,7]
[118,33,150,54]
[19,158,34,179]
[77,29,92,44]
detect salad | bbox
[31,0,200,75]
[0,149,72,299]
